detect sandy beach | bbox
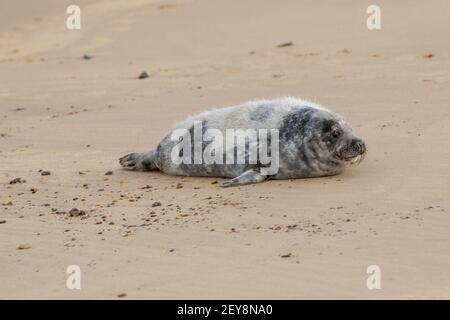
[1,0,449,299]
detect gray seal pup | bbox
[120,97,366,187]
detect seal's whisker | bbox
[357,151,367,165]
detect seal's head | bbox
[321,117,367,164]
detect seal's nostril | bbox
[359,141,366,153]
[353,140,365,153]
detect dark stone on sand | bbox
[276,42,294,48]
[9,178,26,184]
[69,208,86,217]
[138,71,149,79]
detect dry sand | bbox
[0,0,449,299]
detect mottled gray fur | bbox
[120,97,366,187]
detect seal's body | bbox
[120,97,366,186]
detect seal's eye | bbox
[332,129,342,138]
[322,119,338,134]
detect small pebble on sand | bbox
[69,208,86,217]
[138,71,149,79]
[276,41,294,48]
[9,178,26,184]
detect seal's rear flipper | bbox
[120,150,158,171]
[222,169,267,187]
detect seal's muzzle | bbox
[337,138,367,162]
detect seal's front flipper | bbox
[222,169,267,187]
[120,150,158,171]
